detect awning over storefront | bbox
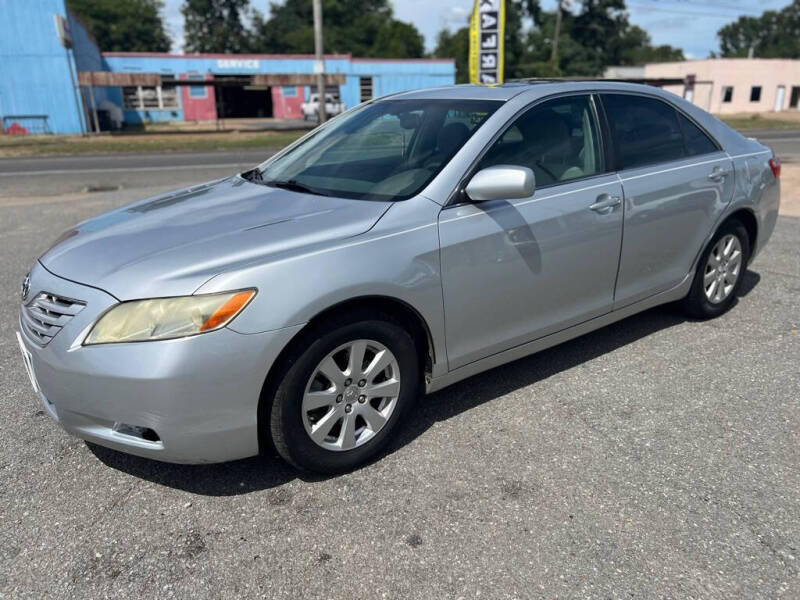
[78,72,161,86]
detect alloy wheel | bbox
[301,339,401,451]
[703,234,742,304]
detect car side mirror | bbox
[464,165,535,202]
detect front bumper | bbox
[18,262,302,464]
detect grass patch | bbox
[720,114,800,131]
[0,130,306,157]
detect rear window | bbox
[602,94,685,169]
[602,94,720,169]
[677,112,718,157]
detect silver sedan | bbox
[17,82,780,473]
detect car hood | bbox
[40,177,391,300]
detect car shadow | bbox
[88,269,761,496]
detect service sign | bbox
[469,0,505,85]
[216,59,260,70]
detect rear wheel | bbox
[269,312,419,473]
[683,219,750,319]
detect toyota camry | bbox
[17,82,780,473]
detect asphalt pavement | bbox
[0,149,274,198]
[0,174,799,597]
[745,129,800,161]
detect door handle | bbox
[589,194,621,213]
[708,167,730,182]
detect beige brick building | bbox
[644,59,800,115]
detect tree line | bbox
[67,0,800,82]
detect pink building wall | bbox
[645,59,800,115]
[181,73,216,121]
[271,86,303,119]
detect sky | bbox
[162,0,791,60]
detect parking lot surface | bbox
[1,185,798,598]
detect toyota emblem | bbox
[21,273,30,302]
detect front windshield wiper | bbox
[267,179,330,197]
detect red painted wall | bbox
[181,73,216,121]
[271,86,303,119]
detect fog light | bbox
[113,423,161,443]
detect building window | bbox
[188,74,207,99]
[359,76,373,102]
[160,75,179,107]
[722,86,733,103]
[790,86,800,109]
[122,76,179,110]
[281,86,297,97]
[750,86,762,102]
[122,86,141,110]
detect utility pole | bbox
[313,0,327,123]
[551,0,562,65]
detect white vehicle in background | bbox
[302,93,346,121]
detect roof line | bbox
[350,57,455,64]
[103,52,353,60]
[103,52,454,64]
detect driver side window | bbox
[478,95,604,187]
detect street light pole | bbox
[313,0,327,123]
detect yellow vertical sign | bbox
[469,0,505,85]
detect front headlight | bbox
[84,290,256,345]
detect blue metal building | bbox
[0,0,455,135]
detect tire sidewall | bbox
[688,220,750,318]
[272,319,418,473]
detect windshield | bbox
[257,99,501,201]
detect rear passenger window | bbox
[677,112,718,156]
[478,95,603,187]
[602,94,685,169]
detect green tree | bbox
[616,24,683,65]
[520,0,683,77]
[249,0,424,58]
[432,27,469,83]
[718,1,800,58]
[67,0,170,52]
[182,0,251,53]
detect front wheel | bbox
[683,219,750,319]
[268,313,419,473]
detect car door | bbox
[600,93,735,307]
[438,94,624,370]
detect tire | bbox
[683,219,750,319]
[268,310,419,473]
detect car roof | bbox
[386,80,678,103]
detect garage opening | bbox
[214,75,273,118]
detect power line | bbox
[626,2,761,19]
[656,0,781,12]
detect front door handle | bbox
[589,194,621,213]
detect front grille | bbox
[21,292,86,346]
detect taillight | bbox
[769,156,781,179]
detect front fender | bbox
[195,195,447,375]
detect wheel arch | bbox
[724,208,758,262]
[256,295,436,454]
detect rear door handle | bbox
[589,194,621,213]
[708,167,730,182]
